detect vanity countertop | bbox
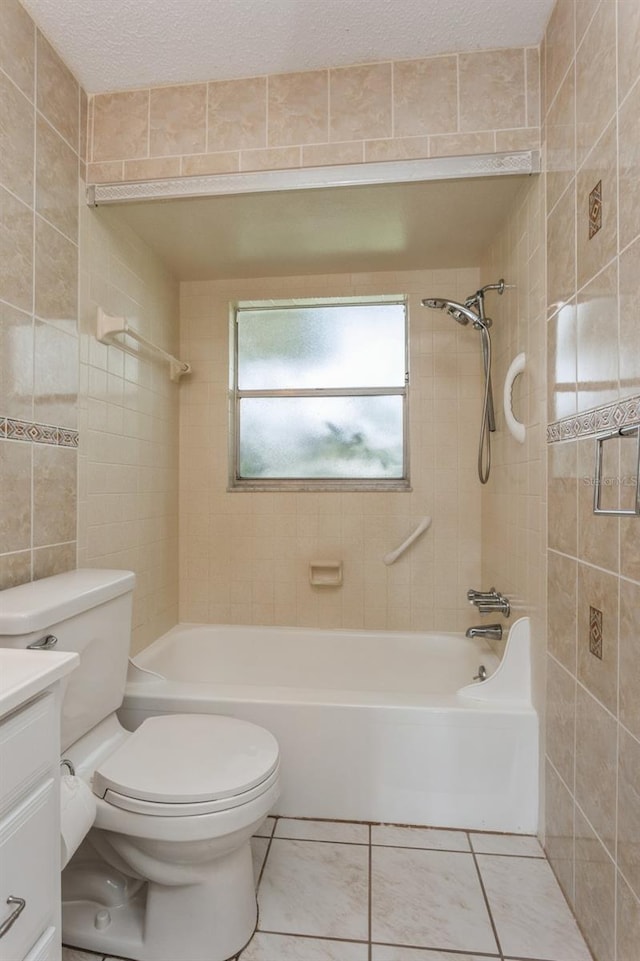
[0,648,78,717]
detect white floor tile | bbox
[254,815,276,838]
[469,833,543,857]
[258,838,369,940]
[251,836,269,886]
[372,948,498,960]
[275,818,369,844]
[62,950,103,961]
[372,824,470,851]
[371,847,497,953]
[477,854,593,960]
[240,932,368,959]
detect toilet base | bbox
[62,840,258,961]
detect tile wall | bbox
[0,0,82,588]
[77,203,180,654]
[542,2,640,959]
[480,172,547,728]
[85,47,540,183]
[179,268,484,631]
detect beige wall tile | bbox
[34,320,78,429]
[577,439,619,573]
[32,444,77,546]
[547,301,576,420]
[618,726,640,899]
[617,874,640,961]
[546,180,575,318]
[575,684,617,855]
[618,76,640,252]
[364,136,429,163]
[80,88,88,164]
[547,550,577,671]
[92,89,149,163]
[574,808,616,961]
[208,77,266,152]
[619,236,640,399]
[393,56,457,137]
[181,152,240,176]
[34,216,78,328]
[548,441,577,555]
[240,146,300,172]
[428,131,495,158]
[544,759,575,902]
[268,70,328,147]
[123,157,181,181]
[545,65,575,215]
[620,488,640,582]
[546,655,576,786]
[330,62,391,142]
[545,0,575,114]
[575,0,617,167]
[576,261,619,414]
[0,0,35,99]
[618,0,640,104]
[33,541,76,579]
[36,115,78,242]
[1,303,33,423]
[0,441,32,552]
[86,161,124,183]
[576,120,618,293]
[459,49,526,131]
[575,0,600,45]
[0,185,33,313]
[526,47,541,128]
[302,141,363,167]
[36,32,79,150]
[577,561,619,715]
[150,83,206,156]
[494,128,540,152]
[619,578,640,742]
[0,550,31,590]
[0,70,34,205]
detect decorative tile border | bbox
[0,417,79,448]
[547,394,640,443]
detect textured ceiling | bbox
[22,0,555,93]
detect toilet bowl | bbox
[0,570,281,961]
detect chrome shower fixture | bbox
[421,279,511,484]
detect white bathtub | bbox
[120,617,538,833]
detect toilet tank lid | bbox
[0,569,135,635]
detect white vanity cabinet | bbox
[0,651,78,961]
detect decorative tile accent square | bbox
[589,605,603,659]
[588,180,602,239]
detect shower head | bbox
[421,297,479,327]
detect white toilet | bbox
[0,569,280,961]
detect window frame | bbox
[228,296,411,492]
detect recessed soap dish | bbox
[309,561,343,587]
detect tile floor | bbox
[62,817,593,961]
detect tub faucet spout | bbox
[466,624,502,641]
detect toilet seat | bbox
[93,714,279,816]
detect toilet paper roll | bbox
[60,774,97,868]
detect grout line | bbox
[470,846,504,960]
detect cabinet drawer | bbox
[0,694,57,813]
[0,780,57,961]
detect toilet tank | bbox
[0,569,135,751]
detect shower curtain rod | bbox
[96,308,191,382]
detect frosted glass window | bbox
[232,297,408,489]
